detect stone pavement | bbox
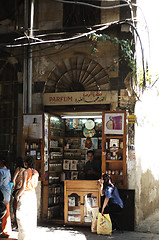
[4,224,159,240]
[3,208,159,239]
[136,209,159,234]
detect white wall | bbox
[135,89,159,224]
[135,0,159,226]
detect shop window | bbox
[63,0,101,28]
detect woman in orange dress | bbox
[12,157,25,228]
[16,156,39,240]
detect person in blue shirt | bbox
[100,173,123,230]
[0,158,12,238]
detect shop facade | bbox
[1,0,159,232]
[21,90,135,230]
[0,0,142,230]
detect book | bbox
[71,172,78,180]
[110,139,119,148]
[63,160,70,170]
[68,197,75,206]
[70,160,77,170]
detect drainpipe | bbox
[23,0,29,114]
[28,0,35,113]
[23,0,34,114]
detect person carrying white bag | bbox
[99,173,123,232]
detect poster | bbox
[23,114,43,139]
[81,138,98,149]
[104,112,124,135]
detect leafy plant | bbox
[88,33,159,93]
[88,33,136,72]
[137,69,159,90]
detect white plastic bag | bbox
[91,207,99,232]
[97,212,112,235]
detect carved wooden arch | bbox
[44,57,110,93]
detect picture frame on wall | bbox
[23,114,43,139]
[81,138,98,149]
[104,112,124,135]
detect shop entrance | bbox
[22,109,128,224]
[42,111,104,221]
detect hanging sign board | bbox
[43,91,118,106]
[128,115,136,124]
[23,114,43,139]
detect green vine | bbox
[88,33,159,94]
[137,69,159,91]
[88,33,136,72]
[137,69,152,88]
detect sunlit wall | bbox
[135,0,159,225]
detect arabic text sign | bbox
[43,91,109,106]
[128,115,136,124]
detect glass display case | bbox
[63,117,102,180]
[64,180,101,225]
[47,115,64,219]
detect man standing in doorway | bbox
[83,150,101,180]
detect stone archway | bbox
[44,57,110,93]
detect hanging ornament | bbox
[85,119,95,130]
[83,128,95,138]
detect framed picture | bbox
[81,138,98,149]
[104,112,124,135]
[23,114,43,139]
[30,150,36,156]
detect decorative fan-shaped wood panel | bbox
[44,57,110,93]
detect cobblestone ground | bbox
[5,225,159,240]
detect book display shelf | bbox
[64,180,101,225]
[102,111,127,189]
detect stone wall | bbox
[135,89,159,226]
[35,0,63,30]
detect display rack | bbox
[102,111,127,189]
[63,137,86,180]
[22,114,44,181]
[64,180,101,225]
[47,115,64,219]
[24,138,43,179]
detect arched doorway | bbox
[44,57,110,93]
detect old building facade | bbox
[1,0,158,230]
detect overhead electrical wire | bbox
[3,0,148,50]
[5,18,138,48]
[56,0,149,47]
[55,0,137,10]
[1,0,147,86]
[56,0,146,87]
[3,1,148,53]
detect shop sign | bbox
[43,91,110,106]
[128,115,136,124]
